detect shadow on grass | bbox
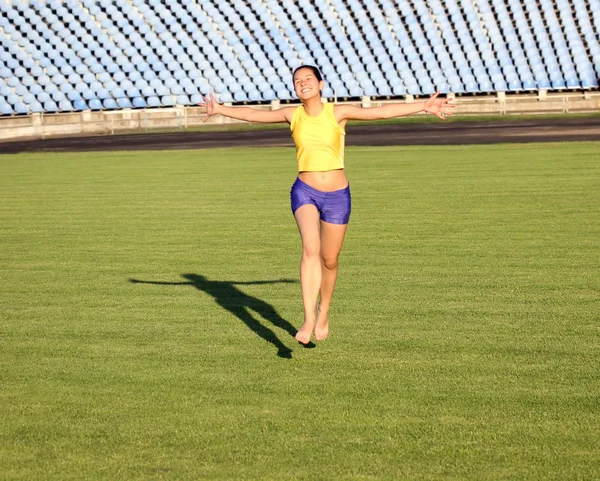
[129,274,314,359]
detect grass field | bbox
[1,141,599,480]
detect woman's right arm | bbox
[201,92,294,124]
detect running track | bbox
[1,116,599,153]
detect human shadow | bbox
[129,274,314,359]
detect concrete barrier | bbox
[1,91,599,143]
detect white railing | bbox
[1,91,599,142]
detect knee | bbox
[321,255,339,271]
[302,240,320,259]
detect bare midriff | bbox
[298,169,348,192]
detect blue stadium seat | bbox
[117,97,133,109]
[102,99,117,109]
[58,99,74,111]
[1,0,598,116]
[0,102,14,115]
[132,97,147,108]
[29,101,44,113]
[10,100,27,114]
[145,96,159,108]
[88,99,102,110]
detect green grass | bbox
[1,142,599,480]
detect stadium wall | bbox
[1,91,599,142]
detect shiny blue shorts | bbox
[290,178,351,225]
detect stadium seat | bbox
[147,96,161,108]
[0,102,14,115]
[132,97,147,108]
[116,97,132,109]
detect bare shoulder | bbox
[279,105,299,122]
[333,103,364,122]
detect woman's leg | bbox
[315,221,348,341]
[294,204,322,344]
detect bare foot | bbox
[295,317,315,344]
[314,304,329,341]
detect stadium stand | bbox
[0,0,599,116]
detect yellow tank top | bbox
[290,102,346,172]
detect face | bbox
[293,68,324,101]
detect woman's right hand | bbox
[199,92,219,122]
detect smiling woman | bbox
[199,65,455,345]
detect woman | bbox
[201,65,454,345]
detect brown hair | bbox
[292,65,323,82]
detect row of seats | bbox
[1,0,599,115]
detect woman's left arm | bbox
[336,91,455,122]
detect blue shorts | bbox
[290,178,351,225]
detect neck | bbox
[302,97,323,116]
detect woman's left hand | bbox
[199,92,220,122]
[424,91,456,120]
